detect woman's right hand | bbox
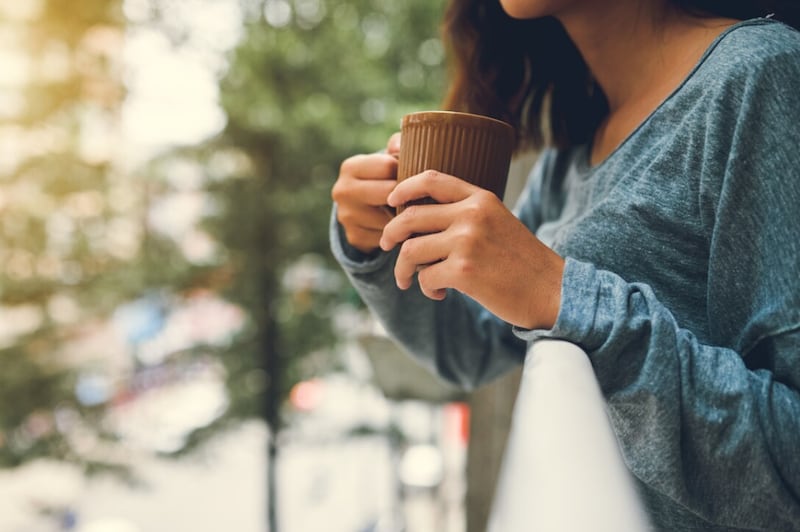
[331,133,400,254]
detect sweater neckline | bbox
[577,16,780,175]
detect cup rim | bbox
[401,110,513,132]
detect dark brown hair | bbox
[440,0,800,151]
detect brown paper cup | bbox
[396,111,515,212]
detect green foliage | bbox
[196,0,447,431]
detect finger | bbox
[343,226,383,253]
[346,177,398,207]
[333,169,396,208]
[393,232,450,290]
[379,202,455,251]
[387,169,480,208]
[415,260,449,300]
[387,133,401,158]
[338,204,394,232]
[357,205,395,229]
[341,153,398,181]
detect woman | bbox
[330,0,800,529]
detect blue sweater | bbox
[331,18,800,531]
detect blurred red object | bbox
[289,379,324,411]
[443,402,470,446]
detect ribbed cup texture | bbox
[397,111,515,203]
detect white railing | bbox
[488,339,650,532]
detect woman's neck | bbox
[556,2,737,163]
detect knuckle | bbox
[454,256,474,278]
[422,169,441,183]
[339,155,362,175]
[455,217,478,240]
[337,207,354,225]
[331,179,347,202]
[463,199,488,223]
[398,238,417,261]
[453,226,481,257]
[474,188,496,204]
[402,204,421,222]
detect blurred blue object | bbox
[113,294,168,346]
[74,373,112,406]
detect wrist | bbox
[525,253,564,330]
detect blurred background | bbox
[0,0,530,530]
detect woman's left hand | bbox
[379,170,565,330]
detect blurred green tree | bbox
[193,0,446,527]
[207,0,446,422]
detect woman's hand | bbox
[331,134,401,254]
[379,169,565,330]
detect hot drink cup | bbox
[395,110,515,213]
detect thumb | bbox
[387,132,401,158]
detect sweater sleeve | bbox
[515,42,800,528]
[517,258,800,529]
[330,204,527,389]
